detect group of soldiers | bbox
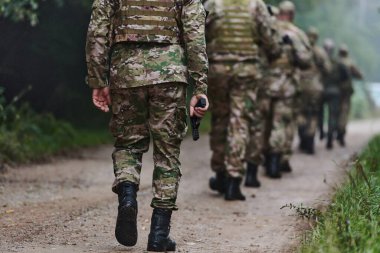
[85,0,362,251]
[207,0,363,200]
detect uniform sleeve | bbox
[253,0,282,58]
[315,47,332,75]
[85,0,116,89]
[290,29,312,70]
[182,0,209,95]
[350,62,364,80]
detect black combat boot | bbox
[298,126,307,151]
[209,171,226,194]
[337,131,346,147]
[281,160,292,173]
[245,163,261,188]
[266,153,282,178]
[326,133,333,150]
[305,136,315,155]
[115,181,138,246]
[147,208,176,252]
[225,177,246,201]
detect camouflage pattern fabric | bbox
[337,55,363,134]
[298,43,331,138]
[86,0,208,95]
[205,0,281,178]
[261,19,311,160]
[204,0,282,62]
[224,62,263,178]
[110,83,187,210]
[208,63,235,173]
[261,97,295,154]
[263,20,312,98]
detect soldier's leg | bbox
[209,64,231,173]
[208,64,232,193]
[146,82,187,252]
[296,95,308,151]
[224,76,251,201]
[148,82,187,211]
[318,94,326,140]
[245,87,263,188]
[304,92,322,154]
[338,93,350,146]
[326,94,340,149]
[261,96,273,167]
[110,87,150,247]
[268,98,294,177]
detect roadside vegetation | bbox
[0,87,110,165]
[300,135,380,253]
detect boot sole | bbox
[147,246,176,252]
[245,182,261,188]
[147,241,176,252]
[115,205,138,246]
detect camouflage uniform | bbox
[205,0,281,179]
[321,40,348,148]
[297,28,331,153]
[337,45,363,140]
[86,0,208,210]
[261,19,311,163]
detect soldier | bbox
[322,39,349,149]
[337,44,363,146]
[85,0,209,251]
[297,27,331,154]
[205,0,281,200]
[261,0,312,178]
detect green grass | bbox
[300,135,380,253]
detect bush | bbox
[0,87,110,164]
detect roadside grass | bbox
[300,135,380,253]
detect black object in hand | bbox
[190,98,207,141]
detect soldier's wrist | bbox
[87,77,109,89]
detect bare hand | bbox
[92,87,111,112]
[190,94,209,118]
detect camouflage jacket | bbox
[204,0,282,63]
[263,20,312,98]
[86,0,208,95]
[300,45,331,94]
[338,55,363,94]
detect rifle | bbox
[190,98,207,141]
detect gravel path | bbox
[1,119,380,253]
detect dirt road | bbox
[1,119,380,253]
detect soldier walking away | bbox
[85,0,209,251]
[205,0,281,200]
[297,27,331,154]
[261,0,312,178]
[321,39,349,150]
[337,44,364,146]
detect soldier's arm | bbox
[85,0,116,89]
[350,62,364,80]
[290,30,312,70]
[253,0,282,59]
[182,0,209,95]
[315,47,332,75]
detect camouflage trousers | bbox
[209,63,234,173]
[323,93,341,138]
[338,92,351,134]
[262,96,296,158]
[225,63,262,178]
[109,82,187,210]
[297,91,322,138]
